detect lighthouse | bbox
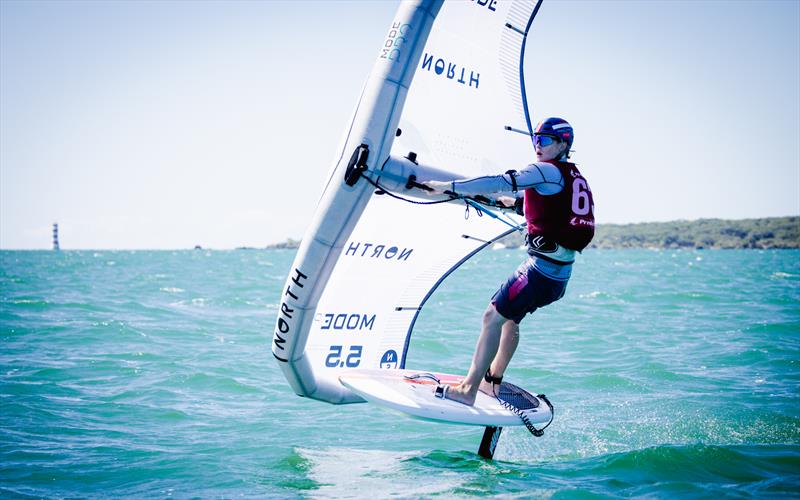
[52,223,60,251]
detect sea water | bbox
[1,249,798,498]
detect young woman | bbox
[423,117,595,405]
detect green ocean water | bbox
[1,248,798,498]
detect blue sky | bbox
[1,0,798,249]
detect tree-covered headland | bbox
[492,216,799,249]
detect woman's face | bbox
[534,136,568,162]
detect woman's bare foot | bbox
[435,377,503,406]
[435,384,476,406]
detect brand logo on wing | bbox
[421,53,480,90]
[380,350,399,369]
[344,241,413,261]
[273,268,309,362]
[317,313,376,332]
[380,21,411,62]
[472,0,497,11]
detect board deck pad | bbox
[497,382,540,410]
[339,369,551,427]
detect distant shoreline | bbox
[586,216,799,250]
[5,217,794,251]
[267,216,799,250]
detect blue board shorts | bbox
[492,258,568,324]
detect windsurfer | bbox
[421,117,595,406]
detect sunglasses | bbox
[533,134,561,147]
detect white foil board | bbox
[339,368,551,427]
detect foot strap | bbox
[484,370,503,385]
[404,372,441,384]
[434,384,448,399]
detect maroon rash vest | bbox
[523,160,595,251]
